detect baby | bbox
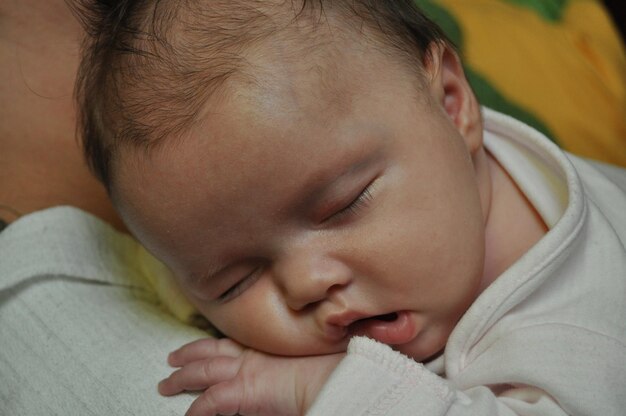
[75,0,626,415]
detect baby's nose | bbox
[274,251,352,311]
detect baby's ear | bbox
[423,42,482,154]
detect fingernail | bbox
[158,379,168,395]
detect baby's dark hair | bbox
[73,0,450,191]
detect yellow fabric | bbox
[437,0,626,166]
[136,244,198,323]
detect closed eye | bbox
[217,266,263,303]
[327,182,374,222]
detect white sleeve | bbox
[307,337,569,416]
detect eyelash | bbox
[218,267,263,303]
[330,184,374,221]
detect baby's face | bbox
[115,40,488,361]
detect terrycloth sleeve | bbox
[307,337,568,416]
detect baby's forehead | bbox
[235,53,353,122]
[231,34,419,130]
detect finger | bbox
[185,381,241,416]
[159,356,241,396]
[169,338,244,367]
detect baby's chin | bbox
[251,338,351,357]
[228,332,446,362]
[206,326,346,357]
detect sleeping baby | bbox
[74,0,626,414]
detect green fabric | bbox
[502,0,569,21]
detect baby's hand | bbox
[158,338,343,416]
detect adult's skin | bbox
[0,0,124,231]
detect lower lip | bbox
[352,311,418,346]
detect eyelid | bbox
[325,180,376,223]
[217,266,263,303]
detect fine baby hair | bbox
[74,0,450,190]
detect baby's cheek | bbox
[200,292,279,348]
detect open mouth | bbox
[349,312,399,330]
[359,312,398,323]
[348,311,417,345]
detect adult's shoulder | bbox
[0,206,205,416]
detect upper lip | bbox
[323,310,383,341]
[326,310,372,328]
[321,310,368,341]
